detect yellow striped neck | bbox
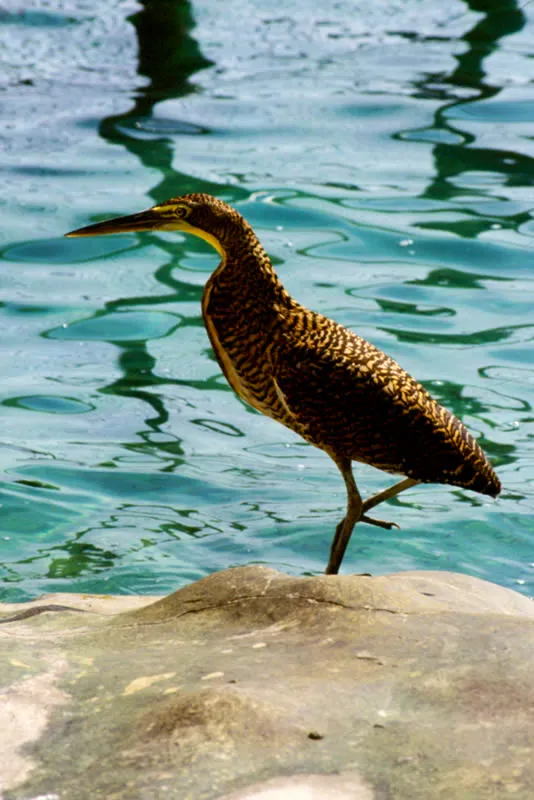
[178,220,226,258]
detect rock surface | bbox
[1,567,534,799]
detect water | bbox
[1,0,533,601]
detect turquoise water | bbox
[1,0,533,601]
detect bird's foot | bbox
[360,514,400,531]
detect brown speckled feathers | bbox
[272,314,500,496]
[194,194,500,499]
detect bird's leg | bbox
[362,477,419,513]
[325,470,420,574]
[359,515,399,531]
[325,458,362,575]
[359,477,420,528]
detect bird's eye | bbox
[174,205,188,219]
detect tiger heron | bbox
[66,194,501,574]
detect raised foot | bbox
[360,514,400,531]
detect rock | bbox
[215,772,373,799]
[1,567,533,799]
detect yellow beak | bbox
[65,208,167,238]
[65,207,226,259]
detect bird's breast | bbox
[201,279,293,425]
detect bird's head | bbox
[65,193,247,258]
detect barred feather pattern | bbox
[179,194,501,498]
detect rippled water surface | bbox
[1,0,533,600]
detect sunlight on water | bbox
[0,0,533,600]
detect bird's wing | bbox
[270,330,411,463]
[270,323,490,486]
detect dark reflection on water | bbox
[413,0,528,217]
[101,344,186,463]
[99,0,236,205]
[81,0,250,488]
[374,298,455,318]
[130,0,214,102]
[47,539,119,580]
[380,323,534,347]
[408,268,510,290]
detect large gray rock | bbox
[1,567,533,799]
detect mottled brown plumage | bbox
[66,193,501,574]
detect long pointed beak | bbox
[65,208,164,238]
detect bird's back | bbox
[270,305,500,497]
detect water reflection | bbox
[407,268,510,289]
[99,0,228,204]
[1,0,533,599]
[101,344,184,461]
[408,0,529,238]
[380,322,534,346]
[47,539,118,580]
[373,297,455,317]
[85,0,252,471]
[387,0,529,487]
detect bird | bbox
[66,193,501,575]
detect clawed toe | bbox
[360,514,400,530]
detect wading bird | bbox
[66,194,501,574]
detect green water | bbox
[1,0,533,601]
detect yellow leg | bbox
[325,469,419,575]
[326,458,362,575]
[361,477,419,515]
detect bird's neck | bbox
[211,222,292,310]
